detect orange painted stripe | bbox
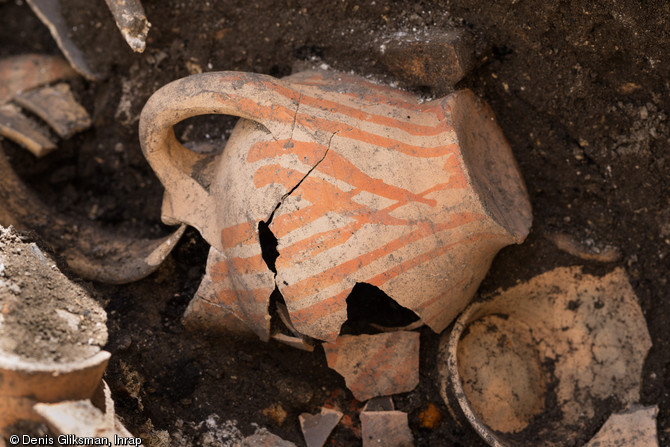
[289,231,499,330]
[367,232,500,294]
[267,173,414,241]
[220,221,257,249]
[246,139,327,165]
[252,163,307,192]
[297,114,458,158]
[314,147,439,205]
[216,87,455,159]
[209,255,266,282]
[275,220,360,269]
[288,92,452,137]
[288,287,350,331]
[294,76,450,122]
[282,211,484,304]
[211,73,454,144]
[269,181,362,238]
[214,73,302,103]
[249,138,451,207]
[296,74,421,102]
[298,82,430,113]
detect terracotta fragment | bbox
[439,266,652,447]
[369,320,424,333]
[585,406,658,447]
[360,411,414,447]
[26,0,101,80]
[0,352,110,435]
[61,222,186,285]
[323,332,420,401]
[103,0,150,53]
[241,428,296,447]
[270,301,316,351]
[0,104,56,157]
[34,399,137,444]
[299,407,343,447]
[182,289,257,337]
[183,246,273,340]
[14,83,91,138]
[139,69,532,344]
[271,333,315,352]
[0,54,76,104]
[276,301,301,336]
[0,143,186,284]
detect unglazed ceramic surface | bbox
[139,70,532,343]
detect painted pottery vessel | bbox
[139,70,532,343]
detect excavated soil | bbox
[0,226,107,363]
[1,0,669,445]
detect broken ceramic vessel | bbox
[439,267,652,447]
[139,69,532,343]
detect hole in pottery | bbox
[174,114,238,154]
[268,286,290,334]
[340,282,420,335]
[258,220,279,274]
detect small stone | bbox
[617,82,642,94]
[418,403,442,430]
[186,60,203,74]
[377,28,474,95]
[547,233,621,263]
[262,403,288,426]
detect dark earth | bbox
[1,0,669,445]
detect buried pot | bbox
[439,266,652,447]
[140,68,532,344]
[0,226,109,436]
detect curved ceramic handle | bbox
[139,72,300,244]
